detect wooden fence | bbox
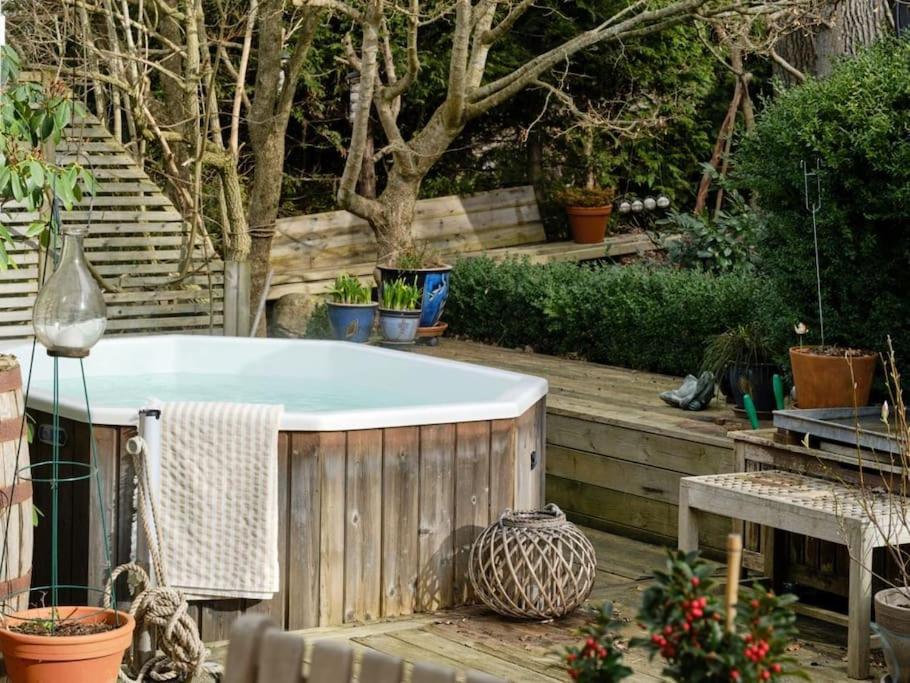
[0,111,224,341]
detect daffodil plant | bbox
[0,46,97,269]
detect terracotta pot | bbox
[565,205,612,244]
[875,588,910,683]
[789,346,876,409]
[0,606,135,683]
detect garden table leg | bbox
[846,525,873,680]
[678,484,699,553]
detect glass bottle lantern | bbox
[32,224,107,357]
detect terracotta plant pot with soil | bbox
[565,205,612,244]
[789,346,876,409]
[875,588,910,683]
[0,606,135,683]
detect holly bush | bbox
[0,46,97,268]
[636,550,805,683]
[564,603,632,682]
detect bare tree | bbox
[9,0,321,329]
[304,0,812,264]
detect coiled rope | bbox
[105,436,221,682]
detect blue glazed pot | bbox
[377,264,452,328]
[327,302,377,343]
[378,309,421,343]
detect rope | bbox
[105,436,222,683]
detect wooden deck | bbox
[420,339,753,552]
[209,528,878,681]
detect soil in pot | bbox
[875,588,910,683]
[377,264,451,328]
[0,606,135,683]
[565,205,612,244]
[789,346,877,409]
[725,363,778,413]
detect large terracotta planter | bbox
[0,606,135,683]
[875,588,910,683]
[789,346,876,409]
[565,205,612,244]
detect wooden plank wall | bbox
[0,113,224,341]
[29,400,545,640]
[545,411,734,553]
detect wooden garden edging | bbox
[0,109,225,341]
[268,186,659,300]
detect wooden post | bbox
[725,533,743,634]
[223,260,251,336]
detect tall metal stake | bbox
[802,159,825,347]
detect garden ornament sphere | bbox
[469,504,596,620]
[643,196,657,211]
[618,200,632,214]
[656,194,671,209]
[631,199,644,213]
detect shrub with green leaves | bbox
[737,37,910,361]
[0,47,97,268]
[447,259,785,376]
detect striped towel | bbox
[156,401,284,600]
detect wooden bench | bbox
[224,614,506,683]
[678,470,910,680]
[268,186,658,300]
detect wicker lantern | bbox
[468,504,596,620]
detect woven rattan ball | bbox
[468,503,596,620]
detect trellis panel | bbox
[0,112,224,340]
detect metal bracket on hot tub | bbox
[37,423,67,447]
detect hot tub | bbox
[15,336,547,635]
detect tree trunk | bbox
[371,169,420,263]
[775,0,890,81]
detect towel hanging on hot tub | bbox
[155,401,284,601]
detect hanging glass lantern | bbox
[33,225,107,357]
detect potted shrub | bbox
[0,607,135,683]
[865,341,910,683]
[703,323,780,414]
[378,278,421,343]
[377,243,451,330]
[326,274,377,343]
[555,186,616,244]
[563,603,632,682]
[789,323,876,409]
[637,548,803,682]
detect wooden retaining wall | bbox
[0,110,224,341]
[28,399,545,640]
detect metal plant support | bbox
[802,158,825,347]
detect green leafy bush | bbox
[447,259,784,376]
[737,37,910,360]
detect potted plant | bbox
[376,242,451,330]
[326,274,377,343]
[378,278,421,343]
[864,341,910,683]
[0,607,135,683]
[563,603,632,682]
[789,323,876,409]
[555,186,616,244]
[703,323,780,414]
[637,548,803,682]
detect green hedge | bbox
[737,37,910,360]
[447,259,782,376]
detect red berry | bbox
[751,599,760,609]
[771,663,782,673]
[744,634,753,643]
[586,637,596,648]
[682,621,691,632]
[568,669,578,680]
[760,670,771,680]
[567,653,576,663]
[691,608,703,619]
[663,625,673,636]
[730,670,741,681]
[691,577,701,587]
[682,599,690,609]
